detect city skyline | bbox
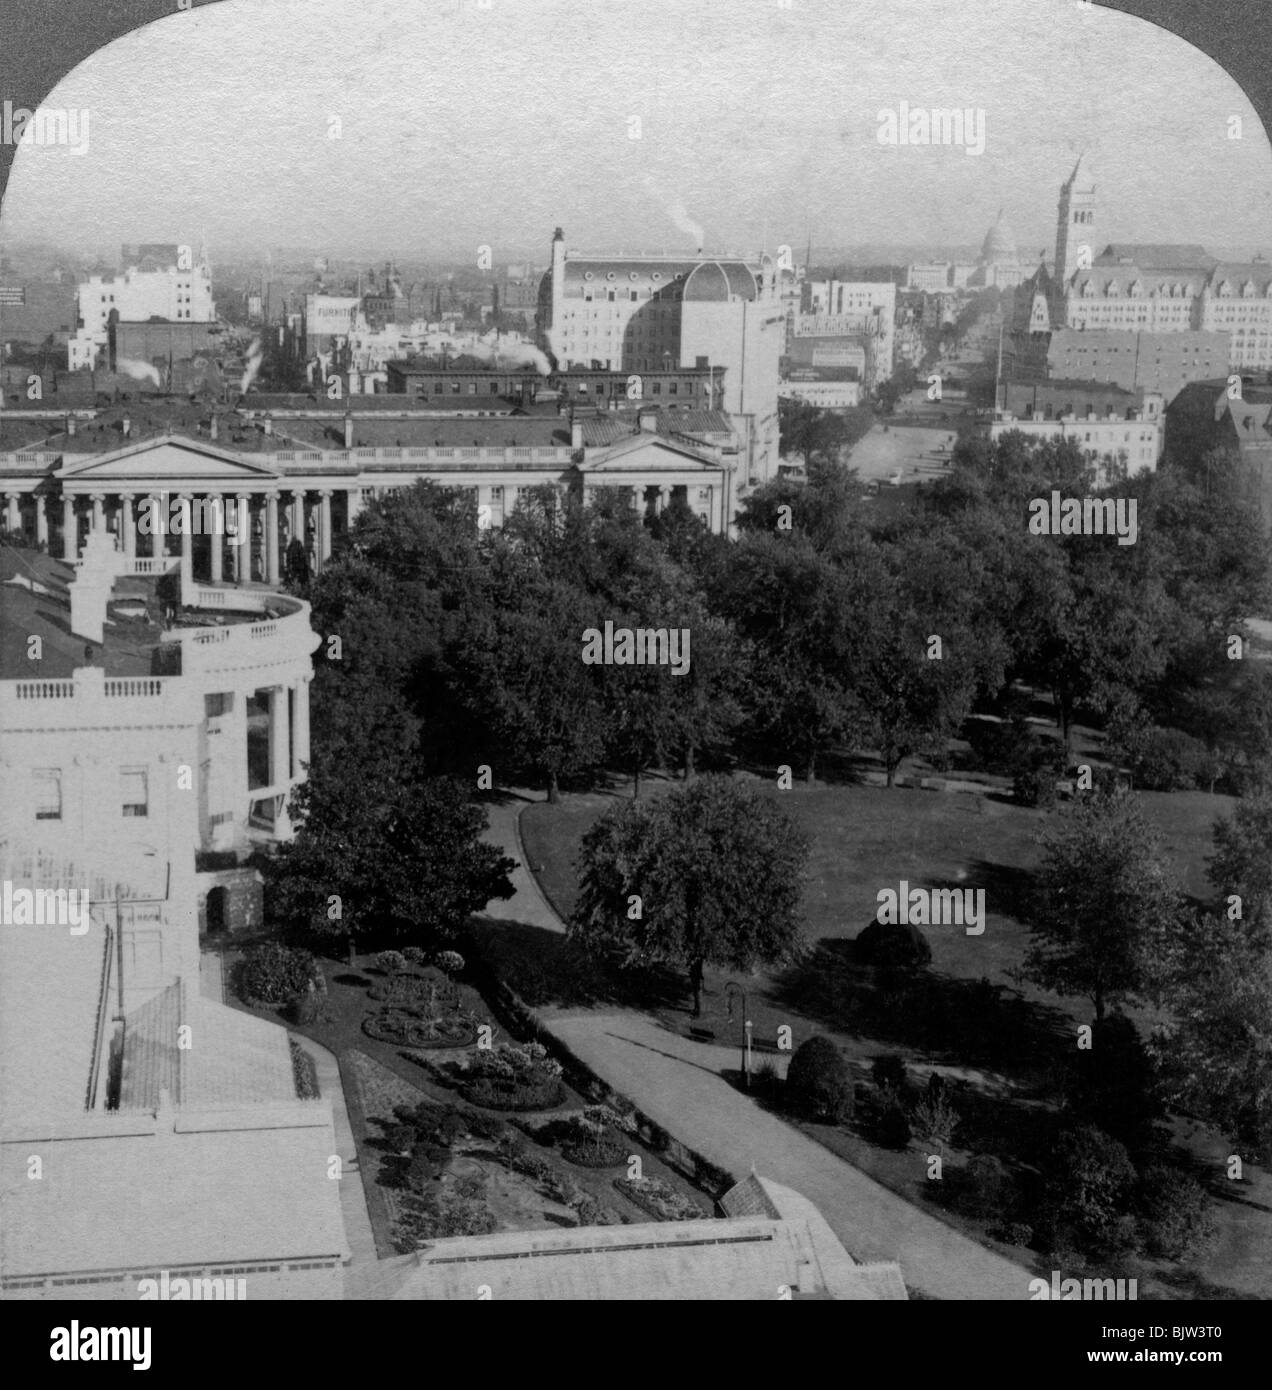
[0,0,1269,262]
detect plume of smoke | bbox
[239,337,263,394]
[460,335,552,376]
[641,174,705,250]
[115,358,162,388]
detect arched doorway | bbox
[206,886,228,936]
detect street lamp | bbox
[724,981,753,1090]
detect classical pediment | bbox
[579,434,720,474]
[57,434,279,485]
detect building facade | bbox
[69,248,214,370]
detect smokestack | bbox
[344,411,353,449]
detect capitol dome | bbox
[980,210,1018,265]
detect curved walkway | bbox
[482,787,1036,1300]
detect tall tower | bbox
[1055,154,1096,287]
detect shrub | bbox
[874,1094,912,1149]
[752,1057,781,1100]
[956,1154,1014,1222]
[375,950,408,975]
[562,1126,629,1168]
[786,1036,854,1124]
[236,942,317,1005]
[402,946,430,968]
[871,1054,908,1093]
[993,1221,1034,1248]
[288,1036,319,1099]
[1117,725,1214,793]
[910,1090,959,1150]
[1011,737,1065,808]
[436,949,466,975]
[1062,1014,1163,1151]
[290,987,331,1026]
[615,1175,709,1221]
[856,919,932,971]
[1135,1166,1218,1260]
[384,1123,415,1153]
[1037,1125,1138,1256]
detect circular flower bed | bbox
[363,1009,477,1049]
[561,1128,629,1168]
[461,1075,566,1112]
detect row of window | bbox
[33,768,148,821]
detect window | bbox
[652,382,662,395]
[205,693,231,718]
[34,770,61,821]
[433,381,443,394]
[121,769,149,818]
[467,383,477,395]
[450,382,461,394]
[630,291,638,302]
[669,383,678,395]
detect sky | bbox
[1,0,1269,264]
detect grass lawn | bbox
[515,775,1270,1298]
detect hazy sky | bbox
[1,0,1269,263]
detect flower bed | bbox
[614,1175,710,1222]
[562,1129,629,1168]
[462,1075,566,1111]
[368,970,461,1010]
[363,1009,477,1049]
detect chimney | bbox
[209,411,218,441]
[66,414,76,437]
[263,414,273,436]
[570,418,583,450]
[344,411,354,449]
[121,416,131,439]
[638,407,658,433]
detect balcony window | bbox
[34,769,62,821]
[121,768,149,819]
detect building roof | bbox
[682,261,761,302]
[980,210,1018,265]
[119,979,297,1110]
[351,1175,906,1301]
[1096,244,1217,271]
[0,1110,348,1276]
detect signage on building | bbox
[0,287,25,305]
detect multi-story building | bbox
[536,229,786,486]
[68,245,214,370]
[0,531,346,1299]
[990,377,1164,480]
[795,279,896,386]
[1167,377,1272,533]
[1043,328,1232,405]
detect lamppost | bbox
[724,981,753,1090]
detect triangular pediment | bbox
[581,434,719,473]
[57,434,279,483]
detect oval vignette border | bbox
[0,0,1270,213]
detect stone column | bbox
[234,493,251,583]
[35,494,48,549]
[290,490,305,549]
[120,493,135,557]
[177,493,193,585]
[147,494,167,559]
[294,675,311,772]
[657,485,671,514]
[4,491,20,534]
[266,493,280,586]
[62,496,77,560]
[270,684,291,787]
[91,493,105,532]
[209,492,223,583]
[318,490,333,565]
[708,483,723,534]
[346,487,363,528]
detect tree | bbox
[570,775,810,1015]
[1208,791,1272,934]
[1021,789,1182,1022]
[283,536,311,592]
[1037,1124,1138,1255]
[786,1036,854,1123]
[778,400,859,468]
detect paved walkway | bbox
[475,792,566,934]
[482,789,1035,1300]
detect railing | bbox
[127,558,177,576]
[104,678,165,698]
[85,923,115,1112]
[14,679,75,699]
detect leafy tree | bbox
[1208,791,1272,932]
[1021,789,1182,1022]
[786,1036,854,1123]
[1149,911,1272,1160]
[570,775,809,1015]
[1037,1124,1138,1256]
[283,536,311,592]
[779,400,857,468]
